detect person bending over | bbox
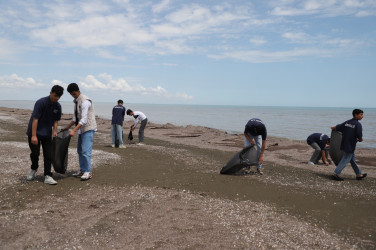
[127,109,148,145]
[306,133,331,166]
[244,118,267,175]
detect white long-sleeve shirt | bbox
[133,111,147,128]
[72,100,92,134]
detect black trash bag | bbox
[115,130,124,148]
[329,130,344,166]
[128,130,133,141]
[220,145,258,175]
[52,130,71,174]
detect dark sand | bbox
[0,107,375,249]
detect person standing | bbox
[331,109,367,181]
[306,133,331,166]
[62,83,97,180]
[26,85,64,185]
[126,109,148,145]
[111,99,126,148]
[244,118,267,175]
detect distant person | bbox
[244,118,267,175]
[111,99,126,148]
[331,109,367,181]
[26,85,64,185]
[126,109,148,145]
[306,133,331,166]
[62,83,97,180]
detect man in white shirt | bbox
[126,109,148,145]
[63,83,97,180]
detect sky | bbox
[0,0,375,107]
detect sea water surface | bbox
[1,100,375,149]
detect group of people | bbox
[304,109,367,181]
[25,84,367,185]
[242,108,367,181]
[26,84,147,185]
[110,99,148,148]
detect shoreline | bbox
[1,103,375,149]
[1,106,376,248]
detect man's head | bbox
[49,85,64,103]
[352,109,364,121]
[118,99,123,105]
[67,83,80,99]
[126,109,134,116]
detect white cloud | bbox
[250,37,267,45]
[79,73,193,100]
[0,74,45,88]
[0,73,193,100]
[210,48,334,63]
[282,32,312,43]
[152,0,171,13]
[270,0,376,17]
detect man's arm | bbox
[244,133,255,145]
[321,150,329,165]
[52,121,59,137]
[31,118,39,145]
[258,139,266,165]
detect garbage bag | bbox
[52,130,71,174]
[329,130,344,166]
[220,145,258,175]
[128,130,133,141]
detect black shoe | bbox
[331,174,344,181]
[356,173,367,180]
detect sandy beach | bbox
[0,106,375,249]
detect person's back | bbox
[111,100,126,148]
[336,117,362,153]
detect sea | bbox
[1,100,375,149]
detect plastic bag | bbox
[128,130,133,141]
[52,130,71,174]
[220,145,258,174]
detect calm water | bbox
[1,100,375,149]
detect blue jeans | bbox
[333,152,362,176]
[111,124,123,145]
[77,130,94,173]
[244,133,262,169]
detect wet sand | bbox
[0,106,375,249]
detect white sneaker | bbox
[27,169,37,181]
[81,172,92,180]
[308,161,315,165]
[136,142,145,145]
[119,145,126,148]
[257,168,263,175]
[111,144,115,148]
[44,175,57,185]
[72,170,84,178]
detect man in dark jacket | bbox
[331,109,367,181]
[26,85,64,185]
[111,99,126,148]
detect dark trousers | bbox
[139,118,148,142]
[28,136,52,176]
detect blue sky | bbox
[0,0,375,107]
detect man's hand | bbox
[31,135,38,145]
[258,155,263,165]
[69,130,76,137]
